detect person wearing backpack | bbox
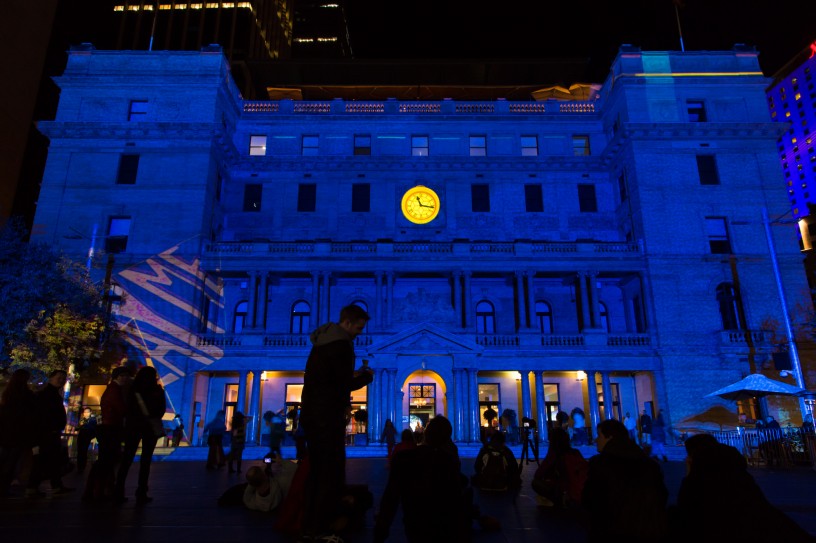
[471,431,520,492]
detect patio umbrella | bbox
[705,373,805,401]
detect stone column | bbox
[468,368,480,442]
[463,271,473,329]
[386,369,397,425]
[375,271,384,328]
[237,370,249,414]
[453,368,465,441]
[247,370,262,443]
[386,272,395,327]
[452,271,462,328]
[259,272,269,331]
[247,272,258,329]
[311,271,320,326]
[586,370,601,440]
[321,271,332,323]
[588,271,601,329]
[526,271,537,331]
[600,371,615,419]
[514,271,525,331]
[520,370,532,420]
[578,273,590,331]
[639,273,655,332]
[534,371,546,440]
[368,370,379,442]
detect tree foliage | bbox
[0,219,105,379]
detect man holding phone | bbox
[299,305,374,543]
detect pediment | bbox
[366,323,482,355]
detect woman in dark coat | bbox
[115,366,166,504]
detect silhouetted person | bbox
[228,411,246,473]
[532,428,588,508]
[116,365,166,504]
[171,414,184,447]
[27,369,73,497]
[0,369,37,498]
[85,366,131,502]
[299,304,374,542]
[472,430,520,492]
[75,406,98,472]
[374,416,469,543]
[582,419,668,542]
[204,410,227,470]
[381,419,398,458]
[670,433,814,543]
[651,409,668,462]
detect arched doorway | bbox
[401,369,447,434]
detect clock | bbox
[401,185,440,224]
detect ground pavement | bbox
[1,445,815,543]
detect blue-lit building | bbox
[31,44,811,445]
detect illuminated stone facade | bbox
[32,44,809,444]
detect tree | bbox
[0,219,106,379]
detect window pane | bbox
[687,100,707,122]
[578,184,597,212]
[116,154,140,185]
[525,184,543,212]
[352,183,370,212]
[470,135,486,156]
[521,135,538,156]
[128,100,148,121]
[572,135,590,156]
[298,183,316,212]
[697,155,720,185]
[354,134,371,155]
[471,184,490,212]
[249,135,267,156]
[303,135,319,155]
[412,136,429,156]
[243,184,262,212]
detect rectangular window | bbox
[352,183,370,212]
[471,184,490,212]
[297,183,316,212]
[354,134,371,155]
[524,184,543,212]
[469,135,486,156]
[696,155,720,185]
[115,154,140,185]
[243,184,262,212]
[521,135,538,156]
[687,100,707,122]
[249,135,267,156]
[302,135,319,156]
[106,216,131,253]
[572,135,590,156]
[412,135,429,157]
[706,217,732,254]
[128,100,148,121]
[578,184,597,212]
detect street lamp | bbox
[762,207,809,419]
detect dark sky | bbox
[345,0,816,82]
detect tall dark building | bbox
[112,0,294,61]
[291,0,351,58]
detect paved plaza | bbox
[1,445,815,542]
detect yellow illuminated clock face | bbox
[401,186,440,224]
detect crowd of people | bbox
[2,305,815,543]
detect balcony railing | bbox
[607,333,651,347]
[242,99,598,116]
[204,240,642,257]
[541,334,585,347]
[719,330,770,345]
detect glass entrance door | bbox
[408,383,435,434]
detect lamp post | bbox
[762,207,809,419]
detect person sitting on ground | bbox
[582,419,668,543]
[668,433,813,543]
[374,416,471,543]
[242,461,297,513]
[472,431,521,492]
[532,428,588,508]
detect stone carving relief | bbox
[393,288,457,325]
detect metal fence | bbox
[711,427,816,468]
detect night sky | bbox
[344,0,816,82]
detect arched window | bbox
[476,301,496,334]
[717,282,741,330]
[599,302,610,332]
[290,300,311,334]
[233,301,248,334]
[535,301,553,334]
